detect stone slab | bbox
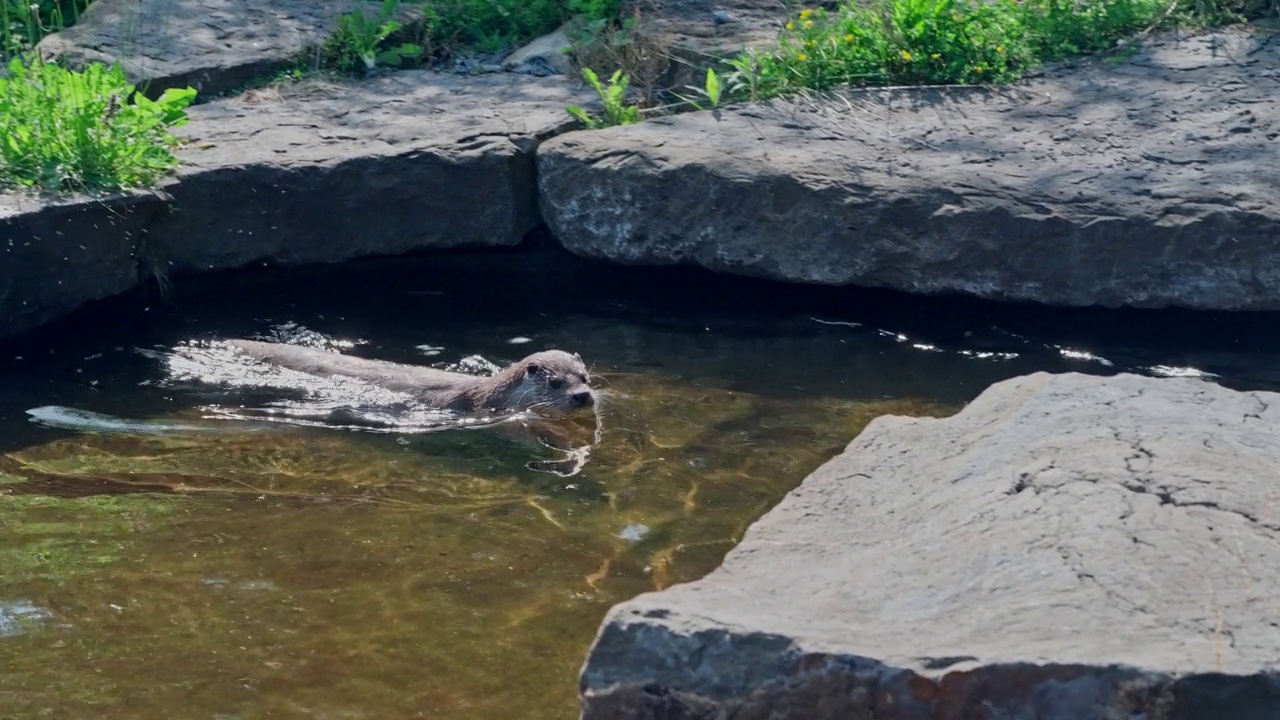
[146,71,585,274]
[580,371,1280,719]
[36,0,421,99]
[0,193,165,341]
[539,27,1280,310]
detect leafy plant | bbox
[0,56,197,193]
[323,0,423,73]
[675,67,725,110]
[567,14,670,107]
[565,67,641,129]
[724,0,1191,101]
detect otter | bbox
[226,339,596,419]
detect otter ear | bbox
[526,363,542,377]
[573,353,582,363]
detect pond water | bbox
[2,244,1280,720]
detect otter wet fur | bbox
[226,340,596,419]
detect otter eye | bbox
[549,378,564,390]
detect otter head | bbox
[508,350,596,418]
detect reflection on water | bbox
[2,246,1280,719]
[0,600,51,638]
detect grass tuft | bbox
[0,56,197,193]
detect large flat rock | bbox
[147,71,583,273]
[36,0,421,99]
[581,372,1280,718]
[0,193,165,340]
[540,27,1280,310]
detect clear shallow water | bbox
[2,245,1280,719]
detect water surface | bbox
[2,246,1280,719]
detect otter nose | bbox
[572,390,594,407]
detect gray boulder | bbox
[36,0,423,99]
[581,372,1280,719]
[503,26,575,77]
[539,27,1280,310]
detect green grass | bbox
[318,0,624,74]
[726,0,1272,100]
[1,0,92,57]
[0,57,197,193]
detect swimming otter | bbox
[226,340,596,419]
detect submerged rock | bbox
[580,372,1280,718]
[540,27,1280,311]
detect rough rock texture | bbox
[0,193,165,339]
[621,0,788,87]
[581,372,1280,719]
[147,71,585,273]
[541,27,1280,311]
[503,26,574,77]
[36,0,421,99]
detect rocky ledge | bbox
[580,371,1280,719]
[0,71,585,339]
[540,27,1280,311]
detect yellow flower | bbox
[797,53,808,60]
[996,45,1005,52]
[975,65,984,72]
[844,33,855,41]
[805,40,815,47]
[900,50,912,61]
[930,53,940,59]
[803,19,814,27]
[785,21,794,29]
[800,8,813,18]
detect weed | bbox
[0,56,197,193]
[567,11,670,107]
[322,0,423,73]
[566,67,641,128]
[675,67,725,110]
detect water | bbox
[2,244,1280,719]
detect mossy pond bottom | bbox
[3,246,1280,719]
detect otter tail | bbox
[25,406,269,436]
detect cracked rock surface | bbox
[540,27,1280,310]
[581,372,1280,719]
